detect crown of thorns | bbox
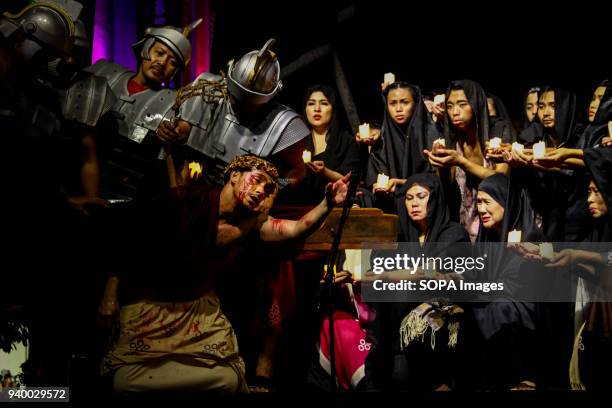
[224,155,279,180]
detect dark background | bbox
[210,0,608,127]
[3,0,608,127]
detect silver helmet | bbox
[227,38,282,105]
[0,0,83,60]
[131,18,202,71]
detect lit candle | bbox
[539,243,554,260]
[302,150,312,163]
[507,229,522,243]
[377,173,389,188]
[512,142,524,153]
[488,137,502,149]
[533,141,546,159]
[433,94,445,106]
[433,138,446,149]
[608,121,612,137]
[359,123,370,139]
[384,72,395,85]
[188,161,203,179]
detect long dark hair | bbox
[443,79,490,153]
[302,84,342,143]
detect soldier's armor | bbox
[85,59,176,199]
[58,74,116,127]
[179,73,309,186]
[0,77,63,140]
[85,59,176,142]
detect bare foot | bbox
[248,376,273,393]
[510,380,536,391]
[434,383,451,391]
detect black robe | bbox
[579,148,612,390]
[365,173,469,390]
[289,85,360,205]
[366,84,438,189]
[521,87,589,242]
[468,173,546,390]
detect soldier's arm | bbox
[81,131,100,197]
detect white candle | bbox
[433,138,446,148]
[377,173,389,188]
[512,142,524,153]
[608,121,612,137]
[489,137,502,149]
[539,243,554,260]
[359,123,370,139]
[302,150,311,163]
[507,229,522,243]
[384,72,395,85]
[533,141,546,159]
[433,94,445,106]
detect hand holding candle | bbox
[533,141,546,159]
[433,138,446,149]
[511,142,524,153]
[539,243,555,261]
[376,173,389,189]
[507,229,522,244]
[384,72,395,86]
[488,137,502,149]
[432,138,446,153]
[359,123,371,140]
[433,94,445,106]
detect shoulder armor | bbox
[84,59,133,91]
[60,75,117,127]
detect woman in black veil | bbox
[467,173,545,390]
[295,84,361,205]
[534,148,612,390]
[364,173,469,390]
[365,81,438,213]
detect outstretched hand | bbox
[325,172,351,206]
[67,195,110,216]
[545,249,576,268]
[306,160,325,174]
[423,148,461,168]
[355,128,381,146]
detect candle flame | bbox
[188,161,203,179]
